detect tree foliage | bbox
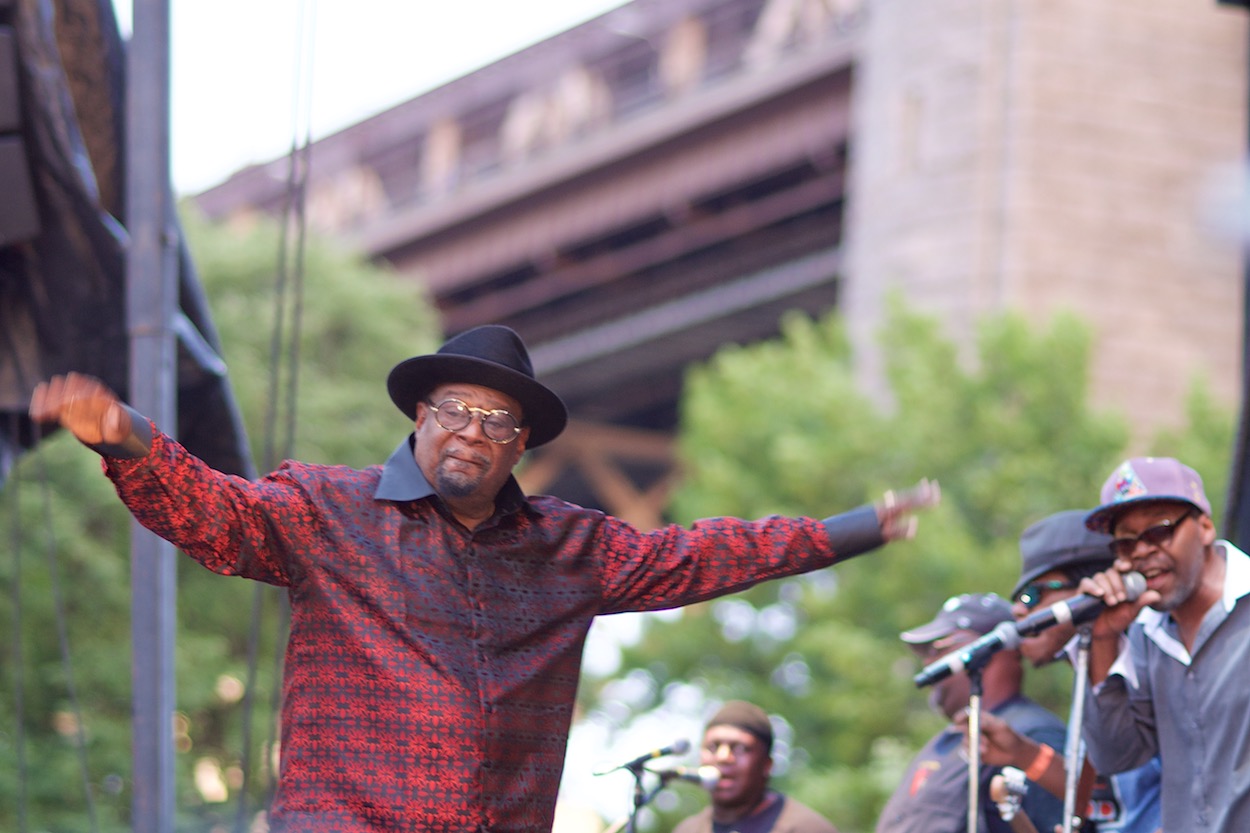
[2,229,1236,833]
[0,210,439,832]
[580,299,1233,832]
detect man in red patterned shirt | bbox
[30,325,936,833]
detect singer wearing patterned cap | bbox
[1078,457,1250,833]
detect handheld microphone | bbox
[651,764,721,790]
[913,620,1022,688]
[1014,571,1145,636]
[913,572,1146,688]
[594,738,691,774]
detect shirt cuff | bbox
[89,405,153,459]
[821,504,885,560]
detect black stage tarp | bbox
[0,0,254,485]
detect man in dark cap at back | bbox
[28,325,937,833]
[673,700,839,833]
[875,593,1066,833]
[968,510,1162,832]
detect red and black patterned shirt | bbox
[104,427,882,832]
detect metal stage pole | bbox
[126,1,177,831]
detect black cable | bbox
[234,4,316,830]
[34,452,100,833]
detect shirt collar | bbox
[373,434,532,516]
[1134,539,1250,665]
[375,436,436,501]
[1220,539,1250,609]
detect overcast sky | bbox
[111,0,630,195]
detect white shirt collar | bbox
[1121,540,1250,671]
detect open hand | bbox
[877,478,941,541]
[29,373,131,446]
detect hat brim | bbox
[1084,496,1201,535]
[387,354,568,448]
[899,619,954,645]
[1011,550,1115,599]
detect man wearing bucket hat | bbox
[875,593,1066,833]
[673,700,839,833]
[964,510,1161,832]
[1074,457,1250,833]
[29,324,938,833]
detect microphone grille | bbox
[1123,571,1147,602]
[696,765,721,790]
[671,738,691,755]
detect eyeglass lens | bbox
[430,399,520,443]
[1110,510,1193,560]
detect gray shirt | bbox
[1083,540,1250,833]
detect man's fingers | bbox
[27,374,123,444]
[891,478,941,513]
[878,479,941,541]
[101,401,132,444]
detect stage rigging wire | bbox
[5,416,100,831]
[3,243,100,830]
[234,2,318,831]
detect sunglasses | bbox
[1109,508,1196,561]
[1013,580,1077,611]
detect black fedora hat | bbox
[386,325,567,447]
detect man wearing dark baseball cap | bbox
[1077,457,1250,833]
[29,325,940,833]
[875,593,1065,833]
[968,510,1161,832]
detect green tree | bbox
[579,300,1232,832]
[0,210,439,832]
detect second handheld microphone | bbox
[914,572,1145,688]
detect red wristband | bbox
[1024,743,1055,781]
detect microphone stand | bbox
[1062,626,1093,833]
[620,763,663,833]
[966,664,984,833]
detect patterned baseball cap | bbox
[1085,457,1210,534]
[900,593,1014,644]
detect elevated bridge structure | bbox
[198,0,858,525]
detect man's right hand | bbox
[956,710,1033,769]
[1077,567,1158,640]
[876,478,941,541]
[29,373,132,446]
